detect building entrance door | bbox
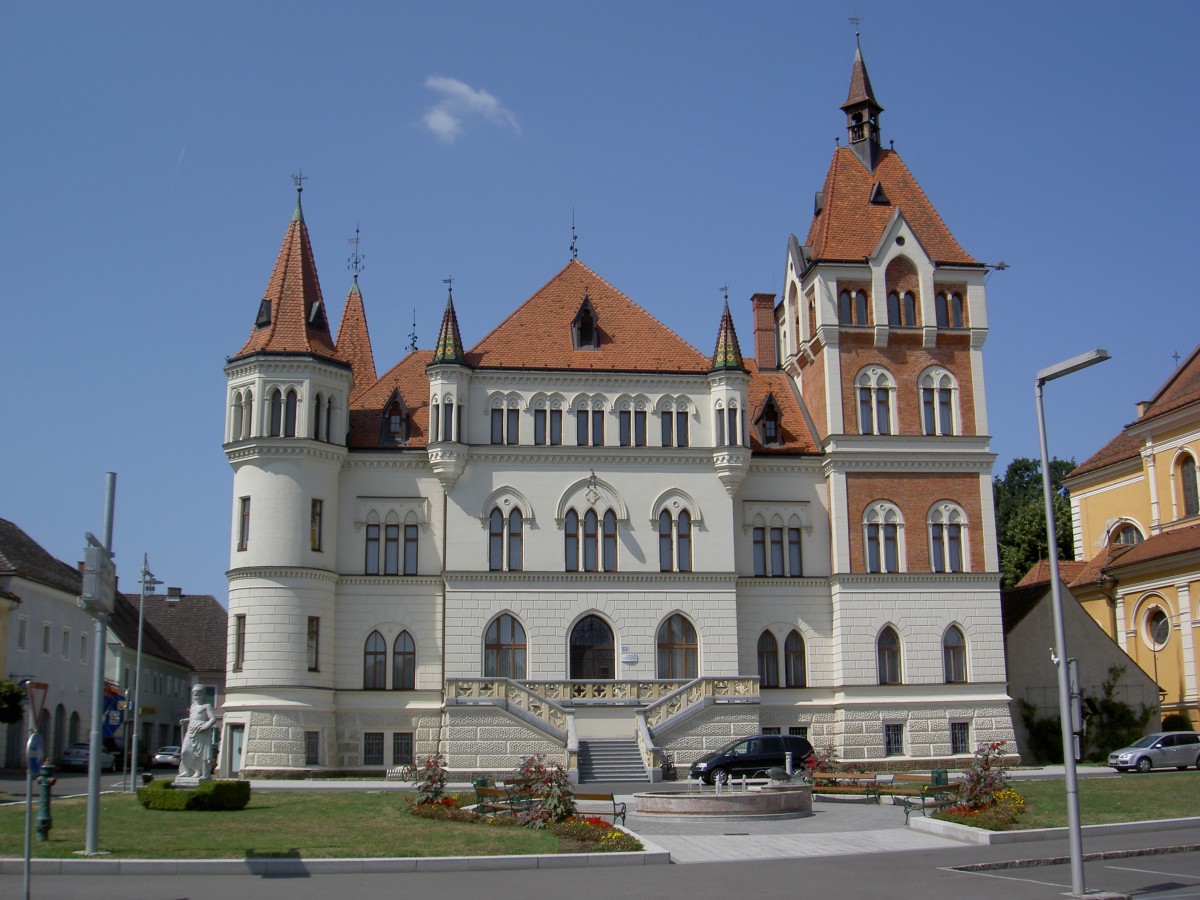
[570,615,615,679]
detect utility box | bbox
[930,768,948,786]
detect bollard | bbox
[35,763,56,842]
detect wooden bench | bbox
[810,773,881,803]
[574,792,627,827]
[892,782,963,824]
[877,773,950,798]
[474,786,515,815]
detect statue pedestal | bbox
[172,775,211,789]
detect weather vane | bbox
[570,208,579,260]
[409,309,418,352]
[443,276,454,299]
[720,283,730,304]
[347,224,364,281]
[292,171,308,194]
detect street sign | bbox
[26,732,44,773]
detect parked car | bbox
[1108,732,1200,772]
[59,742,117,772]
[153,746,182,768]
[689,734,814,784]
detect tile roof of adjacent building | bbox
[108,593,192,670]
[1098,522,1200,570]
[139,593,228,674]
[231,194,340,362]
[745,361,819,454]
[1070,343,1200,479]
[0,518,83,596]
[334,280,377,399]
[1015,558,1088,589]
[805,147,977,266]
[466,260,712,373]
[348,350,435,449]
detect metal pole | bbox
[85,472,116,855]
[1034,350,1108,898]
[130,555,159,792]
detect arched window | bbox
[508,509,523,571]
[658,509,693,572]
[385,399,405,443]
[313,392,323,440]
[856,368,894,435]
[570,615,615,680]
[784,630,806,687]
[489,509,504,571]
[393,631,415,690]
[442,398,455,441]
[565,510,579,571]
[1180,454,1199,518]
[284,389,298,437]
[364,630,386,689]
[864,503,903,573]
[603,510,618,572]
[903,292,917,326]
[484,614,526,678]
[656,614,698,679]
[677,510,692,572]
[659,510,673,571]
[583,509,599,571]
[877,626,902,685]
[929,503,966,573]
[854,290,868,325]
[488,507,523,571]
[69,710,81,745]
[242,390,254,439]
[935,293,949,327]
[757,631,779,688]
[231,393,244,442]
[950,292,964,327]
[920,369,957,436]
[838,290,853,324]
[325,396,334,442]
[269,388,283,436]
[1111,523,1144,545]
[887,291,901,327]
[943,626,967,683]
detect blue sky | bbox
[3,1,1197,602]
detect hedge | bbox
[137,778,251,811]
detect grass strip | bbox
[1013,773,1200,829]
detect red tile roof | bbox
[467,260,712,373]
[1067,543,1131,590]
[348,350,434,449]
[805,148,976,266]
[232,205,339,361]
[335,281,377,399]
[1100,522,1200,570]
[1015,558,1087,589]
[746,361,819,454]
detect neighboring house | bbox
[1003,569,1160,761]
[0,518,100,764]
[139,588,228,711]
[1062,344,1200,728]
[220,43,1016,779]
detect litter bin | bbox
[930,768,948,787]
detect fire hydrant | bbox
[35,762,55,841]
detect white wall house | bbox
[220,45,1015,780]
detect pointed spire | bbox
[335,279,377,391]
[710,300,745,371]
[430,286,465,365]
[840,37,885,172]
[231,182,337,360]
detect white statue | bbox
[177,684,215,782]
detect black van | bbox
[689,734,814,784]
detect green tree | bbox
[994,456,1076,589]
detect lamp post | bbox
[129,555,162,791]
[1035,348,1110,897]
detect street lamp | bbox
[1035,347,1110,898]
[129,555,162,791]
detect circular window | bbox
[1146,608,1170,650]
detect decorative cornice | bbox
[225,440,349,465]
[226,566,341,584]
[224,356,353,382]
[467,447,715,467]
[443,571,740,587]
[828,571,1000,588]
[470,370,710,390]
[336,575,445,588]
[343,454,433,471]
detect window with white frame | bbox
[658,509,693,572]
[1178,453,1199,518]
[856,368,894,435]
[1109,522,1144,545]
[488,507,523,571]
[877,626,902,685]
[484,614,527,678]
[929,502,966,573]
[757,631,779,687]
[920,368,958,436]
[864,502,903,573]
[943,625,967,683]
[752,525,803,576]
[564,507,618,572]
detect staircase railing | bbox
[634,676,760,771]
[517,679,689,705]
[445,678,571,744]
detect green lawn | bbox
[1015,773,1200,829]
[0,792,561,859]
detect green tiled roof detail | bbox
[431,292,465,364]
[710,301,745,371]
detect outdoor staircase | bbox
[577,738,648,783]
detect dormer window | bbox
[572,294,600,349]
[381,392,409,444]
[755,394,783,447]
[308,299,327,329]
[255,298,272,328]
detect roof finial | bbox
[347,224,365,282]
[409,308,419,352]
[1173,350,1182,368]
[720,283,730,305]
[291,171,307,222]
[442,275,454,300]
[570,208,579,260]
[849,15,862,47]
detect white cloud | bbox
[422,76,520,144]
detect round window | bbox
[1147,608,1170,650]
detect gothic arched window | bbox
[656,614,698,679]
[484,614,526,678]
[877,626,902,685]
[364,631,386,690]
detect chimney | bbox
[166,587,182,601]
[750,293,778,369]
[1136,401,1149,418]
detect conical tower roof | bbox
[842,41,883,113]
[335,279,377,395]
[430,289,466,365]
[710,301,745,372]
[231,190,338,361]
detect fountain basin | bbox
[633,785,812,820]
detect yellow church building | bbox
[1062,345,1200,728]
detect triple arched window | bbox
[856,368,894,435]
[564,508,618,572]
[484,614,526,678]
[658,509,693,572]
[864,503,903,573]
[363,630,417,690]
[929,503,966,573]
[488,508,523,571]
[656,614,698,678]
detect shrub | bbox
[138,779,251,811]
[959,740,1010,809]
[803,745,838,775]
[1162,712,1193,731]
[0,680,25,725]
[402,753,447,807]
[407,796,478,823]
[597,830,643,852]
[513,754,576,827]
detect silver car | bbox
[1108,731,1200,773]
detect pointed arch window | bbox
[1179,454,1199,518]
[313,393,324,440]
[242,390,254,439]
[757,631,779,688]
[269,389,283,436]
[393,631,415,690]
[886,290,916,327]
[572,295,600,349]
[442,398,456,441]
[284,389,298,437]
[903,292,917,326]
[656,614,698,679]
[489,507,523,571]
[935,292,965,328]
[929,503,966,573]
[877,626,902,685]
[364,630,387,689]
[784,630,806,687]
[856,369,894,435]
[484,614,526,678]
[920,369,958,436]
[384,396,408,444]
[603,510,618,571]
[570,615,615,680]
[864,502,903,573]
[231,392,245,442]
[943,625,967,683]
[756,394,783,447]
[565,510,579,571]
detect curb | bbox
[0,847,671,876]
[909,814,1200,845]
